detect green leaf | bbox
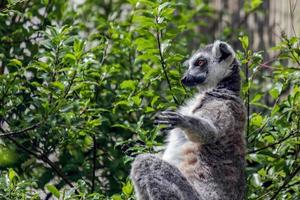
[8,168,17,181]
[251,113,263,127]
[239,35,249,50]
[251,0,263,10]
[122,180,133,197]
[120,80,137,90]
[244,0,262,13]
[158,2,171,14]
[134,37,155,51]
[51,81,65,90]
[64,53,76,63]
[269,82,283,99]
[132,95,142,106]
[46,184,60,198]
[8,59,22,67]
[151,96,159,107]
[87,119,101,127]
[111,194,122,200]
[251,93,262,103]
[132,15,155,28]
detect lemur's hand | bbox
[154,111,186,131]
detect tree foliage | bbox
[0,0,299,199]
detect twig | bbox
[0,75,17,106]
[155,17,179,105]
[282,34,300,66]
[100,41,108,67]
[245,61,250,137]
[258,54,280,70]
[248,131,297,154]
[90,40,108,192]
[6,135,79,194]
[0,122,40,137]
[91,135,97,193]
[248,86,286,143]
[0,35,43,45]
[4,126,75,191]
[63,71,78,99]
[269,165,300,200]
[0,0,29,12]
[289,0,298,39]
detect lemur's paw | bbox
[154,111,185,131]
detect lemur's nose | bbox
[181,76,188,85]
[219,43,230,54]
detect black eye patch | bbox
[194,57,207,67]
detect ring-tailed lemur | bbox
[130,41,246,200]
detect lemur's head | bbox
[181,41,239,91]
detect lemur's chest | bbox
[162,94,205,166]
[178,93,205,116]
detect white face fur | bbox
[181,40,236,91]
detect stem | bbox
[283,35,300,66]
[248,131,297,154]
[6,135,79,194]
[245,60,250,137]
[0,122,40,137]
[63,71,77,99]
[269,165,300,200]
[91,135,97,193]
[155,17,179,105]
[89,41,109,192]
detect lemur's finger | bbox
[160,126,175,132]
[155,115,181,123]
[154,120,176,125]
[161,111,179,116]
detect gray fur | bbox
[131,41,246,200]
[131,154,200,200]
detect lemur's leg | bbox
[154,111,218,143]
[130,154,201,200]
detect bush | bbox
[0,0,299,199]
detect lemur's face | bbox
[181,41,235,89]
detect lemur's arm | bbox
[155,101,234,143]
[155,111,218,143]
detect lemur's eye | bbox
[195,59,206,67]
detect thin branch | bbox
[289,0,298,39]
[286,180,300,188]
[0,124,78,193]
[100,41,108,67]
[0,35,43,45]
[91,135,97,193]
[248,131,297,154]
[245,61,250,137]
[282,34,300,66]
[0,75,17,106]
[63,70,78,99]
[248,87,286,143]
[257,54,281,70]
[6,135,79,194]
[0,122,40,137]
[155,17,179,105]
[0,0,29,12]
[90,40,108,192]
[269,165,300,200]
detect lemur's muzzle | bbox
[218,43,231,62]
[181,73,206,87]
